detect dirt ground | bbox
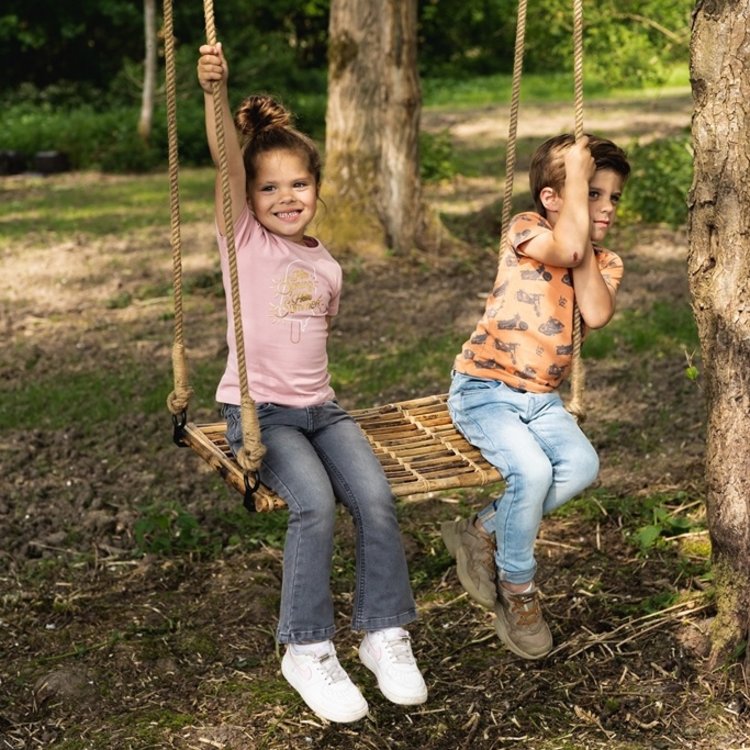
[2,93,749,749]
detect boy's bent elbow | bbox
[564,240,591,268]
[582,309,614,330]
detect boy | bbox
[442,134,630,659]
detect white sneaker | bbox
[281,642,368,723]
[359,628,428,705]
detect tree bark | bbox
[138,0,157,142]
[688,0,750,668]
[318,0,451,256]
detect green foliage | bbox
[134,502,215,556]
[635,504,695,551]
[420,129,457,182]
[1,103,162,173]
[418,0,515,77]
[0,92,324,174]
[1,0,692,174]
[596,490,706,555]
[217,507,288,551]
[419,0,690,87]
[584,300,698,360]
[619,132,693,228]
[523,0,691,87]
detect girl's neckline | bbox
[299,235,318,248]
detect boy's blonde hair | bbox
[529,134,630,217]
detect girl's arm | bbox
[197,43,247,234]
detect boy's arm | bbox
[197,42,247,234]
[571,250,617,329]
[521,138,595,268]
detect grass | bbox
[422,65,690,109]
[584,300,699,360]
[329,331,460,408]
[0,168,214,243]
[0,343,226,431]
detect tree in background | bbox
[138,0,157,142]
[320,0,448,255]
[688,0,750,668]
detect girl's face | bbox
[248,149,318,244]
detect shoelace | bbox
[382,635,416,665]
[507,591,541,628]
[314,652,348,684]
[470,524,496,576]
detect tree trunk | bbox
[688,0,750,668]
[138,0,157,142]
[319,0,450,256]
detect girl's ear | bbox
[539,186,562,213]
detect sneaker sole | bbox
[455,545,496,610]
[494,612,552,660]
[440,520,459,557]
[358,645,428,706]
[281,656,369,723]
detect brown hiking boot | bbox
[441,515,496,609]
[494,584,553,660]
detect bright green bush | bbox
[0,91,325,173]
[619,132,693,228]
[420,129,457,182]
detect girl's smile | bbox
[249,149,318,243]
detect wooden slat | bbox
[179,393,502,511]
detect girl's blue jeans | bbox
[223,401,416,644]
[448,372,599,585]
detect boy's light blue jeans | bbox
[448,372,599,585]
[223,401,416,645]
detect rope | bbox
[203,0,266,472]
[164,0,193,416]
[497,0,527,256]
[498,0,585,420]
[163,0,264,474]
[566,0,586,421]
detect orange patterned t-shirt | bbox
[454,212,623,393]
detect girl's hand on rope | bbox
[197,42,228,93]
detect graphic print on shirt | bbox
[270,260,327,343]
[456,212,624,392]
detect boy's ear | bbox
[540,186,562,213]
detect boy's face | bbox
[587,168,624,243]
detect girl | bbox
[197,43,427,724]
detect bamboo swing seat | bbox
[178,394,501,512]
[165,0,584,513]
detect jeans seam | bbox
[314,444,369,625]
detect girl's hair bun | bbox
[235,95,292,142]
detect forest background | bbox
[1,0,690,182]
[4,2,740,750]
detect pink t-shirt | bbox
[215,206,341,407]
